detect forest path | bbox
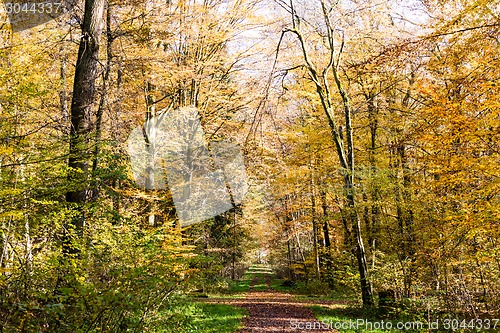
[204,266,338,332]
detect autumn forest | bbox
[0,0,499,332]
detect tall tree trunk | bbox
[321,189,334,287]
[59,50,69,125]
[65,0,106,251]
[310,155,320,278]
[366,92,380,253]
[396,143,416,298]
[20,163,32,277]
[390,74,417,298]
[92,0,113,200]
[282,0,373,305]
[144,81,157,227]
[110,57,124,222]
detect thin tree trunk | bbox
[110,57,124,222]
[20,163,32,275]
[145,81,157,227]
[310,155,320,278]
[366,91,380,252]
[397,144,416,298]
[59,51,69,124]
[321,189,334,287]
[91,0,113,200]
[282,0,373,305]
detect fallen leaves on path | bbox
[204,274,337,332]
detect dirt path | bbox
[206,273,336,332]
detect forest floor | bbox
[202,266,341,332]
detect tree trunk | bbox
[346,190,373,306]
[65,0,105,251]
[396,143,416,298]
[366,92,380,253]
[59,51,69,124]
[310,156,320,278]
[282,0,373,306]
[321,189,334,287]
[145,81,157,227]
[91,1,112,200]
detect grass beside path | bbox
[160,267,268,333]
[177,264,272,332]
[310,305,425,333]
[157,302,246,333]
